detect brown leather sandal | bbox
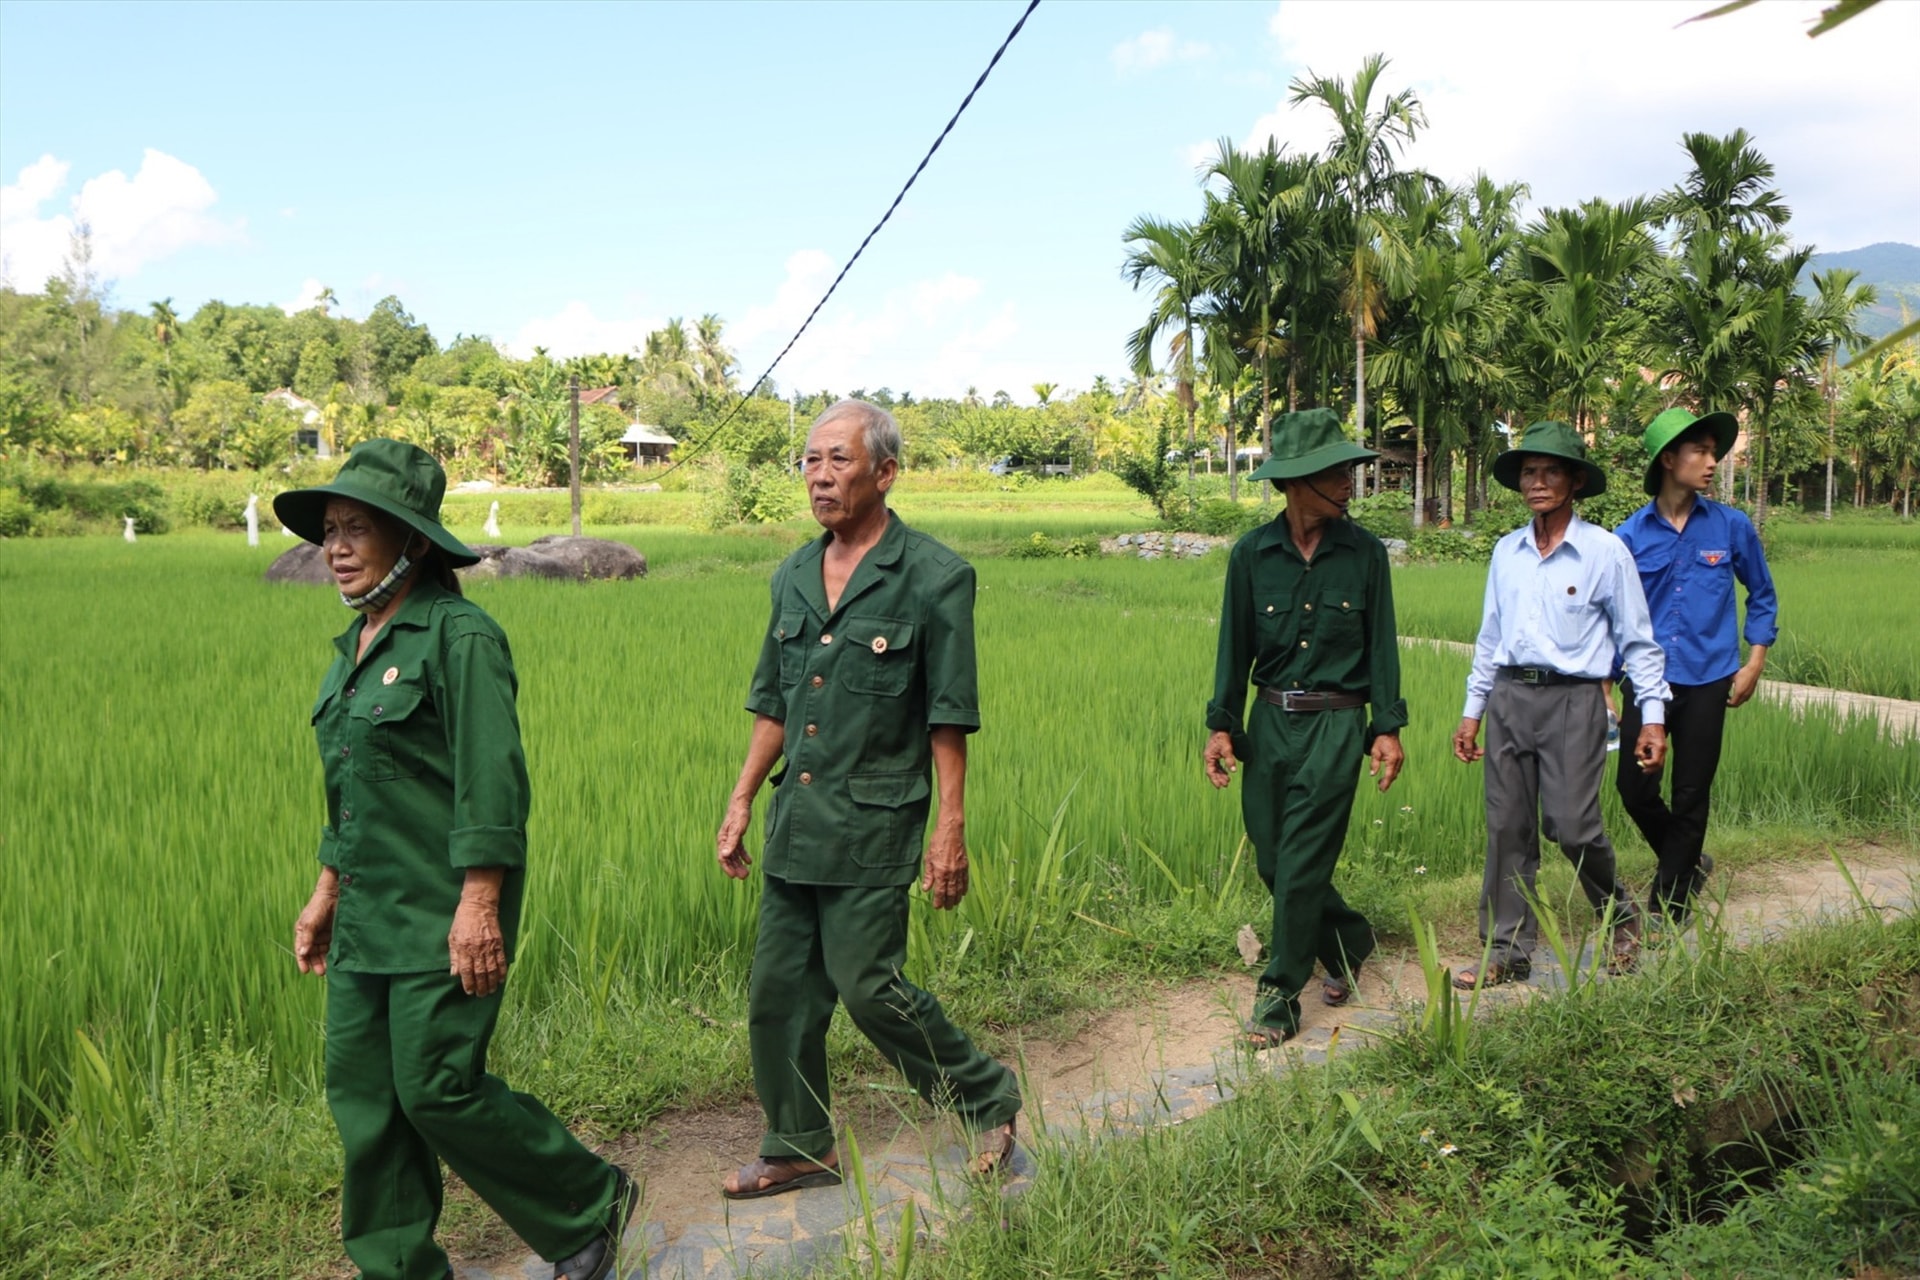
[969,1116,1018,1177]
[722,1154,841,1200]
[1453,958,1530,990]
[1243,1020,1295,1049]
[1322,971,1357,1006]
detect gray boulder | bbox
[266,535,645,585]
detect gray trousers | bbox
[1479,676,1638,966]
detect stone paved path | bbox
[460,851,1916,1280]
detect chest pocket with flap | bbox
[841,616,915,697]
[348,677,431,782]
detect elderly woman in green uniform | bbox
[1204,409,1407,1047]
[278,439,635,1280]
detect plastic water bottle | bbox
[1605,707,1621,752]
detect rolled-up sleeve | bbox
[1365,541,1408,736]
[439,627,531,869]
[924,560,981,732]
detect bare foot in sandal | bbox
[969,1117,1017,1177]
[722,1153,841,1200]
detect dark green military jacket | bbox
[746,513,980,887]
[310,581,531,972]
[1207,515,1408,741]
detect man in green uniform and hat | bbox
[1612,408,1777,927]
[1205,408,1407,1047]
[716,399,1021,1198]
[1451,422,1669,988]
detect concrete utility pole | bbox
[569,374,582,537]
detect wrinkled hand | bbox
[717,795,754,880]
[294,888,336,976]
[1369,732,1404,793]
[1204,730,1239,789]
[448,900,507,996]
[922,821,969,909]
[1727,663,1762,708]
[1453,717,1484,764]
[1634,723,1668,775]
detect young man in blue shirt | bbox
[1613,408,1778,926]
[1453,422,1669,987]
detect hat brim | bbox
[1641,411,1739,496]
[273,479,480,567]
[1491,449,1608,498]
[1248,440,1378,483]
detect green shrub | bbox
[1179,498,1262,538]
[1349,489,1413,541]
[0,488,31,537]
[29,508,86,537]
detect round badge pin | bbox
[382,666,400,685]
[871,636,889,655]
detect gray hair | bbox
[814,399,902,472]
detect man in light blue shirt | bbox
[1452,422,1669,987]
[1613,407,1778,926]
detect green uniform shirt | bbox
[310,580,530,973]
[1207,516,1408,740]
[746,513,980,887]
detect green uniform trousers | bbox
[749,873,1021,1161]
[1239,702,1374,1035]
[325,969,616,1279]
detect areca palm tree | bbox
[1290,53,1432,489]
[693,313,736,404]
[1517,198,1657,432]
[149,298,179,421]
[1123,215,1206,477]
[1200,139,1318,471]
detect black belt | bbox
[1499,665,1600,687]
[1256,687,1367,712]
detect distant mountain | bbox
[1805,241,1920,340]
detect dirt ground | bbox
[447,842,1916,1274]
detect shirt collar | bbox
[330,579,443,658]
[1255,514,1358,560]
[1516,511,1589,558]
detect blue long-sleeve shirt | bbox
[1614,496,1778,687]
[1464,513,1669,724]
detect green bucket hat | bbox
[1491,420,1607,498]
[273,438,479,567]
[1246,407,1377,482]
[1641,407,1738,496]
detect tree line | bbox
[1122,53,1919,522]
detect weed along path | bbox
[455,846,1917,1280]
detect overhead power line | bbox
[656,0,1041,477]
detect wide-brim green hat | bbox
[273,438,479,567]
[1246,407,1377,482]
[1641,407,1738,496]
[1491,420,1607,497]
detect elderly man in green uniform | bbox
[715,399,1021,1198]
[1205,408,1407,1048]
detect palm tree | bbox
[640,320,700,402]
[1517,198,1656,433]
[1031,381,1057,406]
[1813,269,1878,518]
[1290,53,1432,491]
[149,298,179,422]
[1122,215,1207,479]
[693,313,736,404]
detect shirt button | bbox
[799,772,813,785]
[372,705,384,718]
[811,675,824,688]
[1304,602,1314,612]
[1299,640,1309,650]
[341,873,353,886]
[821,633,834,645]
[341,808,351,821]
[806,724,818,736]
[340,746,350,758]
[1342,600,1350,608]
[345,686,357,699]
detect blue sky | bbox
[3,0,1914,403]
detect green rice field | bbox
[4,502,1917,1145]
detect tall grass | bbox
[4,530,1917,1140]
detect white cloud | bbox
[730,250,1057,399]
[1113,27,1211,75]
[281,278,331,315]
[505,300,664,359]
[1238,0,1920,250]
[0,149,240,291]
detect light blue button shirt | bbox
[1463,513,1669,724]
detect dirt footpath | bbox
[457,845,1917,1280]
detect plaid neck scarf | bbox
[341,553,413,612]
